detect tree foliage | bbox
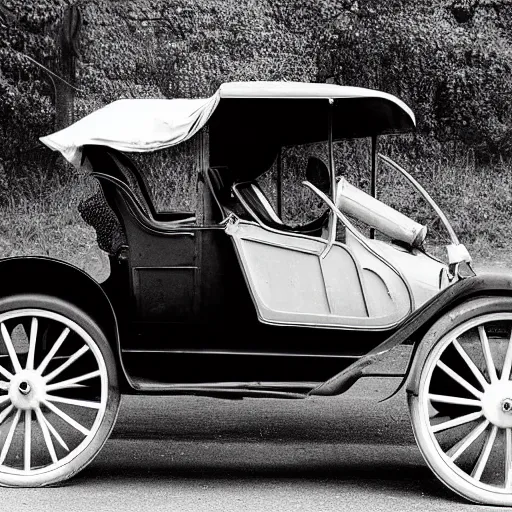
[1,0,512,197]
[317,0,512,158]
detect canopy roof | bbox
[40,81,416,169]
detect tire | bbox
[409,297,512,505]
[0,294,120,487]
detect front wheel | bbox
[0,294,120,487]
[409,298,512,505]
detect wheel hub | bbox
[502,398,512,413]
[482,381,512,428]
[8,370,45,410]
[18,381,31,395]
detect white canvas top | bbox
[40,81,416,168]
[219,82,413,108]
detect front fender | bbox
[406,295,512,396]
[310,272,512,396]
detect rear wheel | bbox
[0,295,119,487]
[409,298,512,505]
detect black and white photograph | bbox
[1,0,512,510]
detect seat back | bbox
[83,145,195,222]
[233,180,329,237]
[106,150,157,219]
[232,181,285,229]
[83,145,154,217]
[205,167,233,216]
[205,167,249,221]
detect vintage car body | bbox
[0,81,511,505]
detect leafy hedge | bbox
[1,0,512,198]
[317,0,512,159]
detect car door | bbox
[226,218,412,330]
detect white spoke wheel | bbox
[0,295,119,487]
[409,297,512,505]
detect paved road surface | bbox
[0,374,504,512]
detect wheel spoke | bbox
[479,325,498,384]
[452,338,489,389]
[447,419,489,461]
[36,327,70,375]
[506,428,512,488]
[0,364,13,381]
[471,424,498,481]
[40,413,69,452]
[43,345,89,383]
[46,370,101,392]
[0,323,22,373]
[25,317,38,371]
[436,361,484,399]
[0,408,21,464]
[431,410,484,433]
[24,409,31,471]
[46,394,101,410]
[42,400,90,436]
[0,395,10,406]
[501,331,512,382]
[0,404,13,425]
[428,393,482,407]
[35,408,57,464]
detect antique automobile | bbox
[0,81,511,505]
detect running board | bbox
[128,379,320,399]
[308,356,389,396]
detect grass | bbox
[0,147,511,282]
[0,173,110,282]
[378,154,512,260]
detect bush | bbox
[317,0,512,160]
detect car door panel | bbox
[227,221,412,329]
